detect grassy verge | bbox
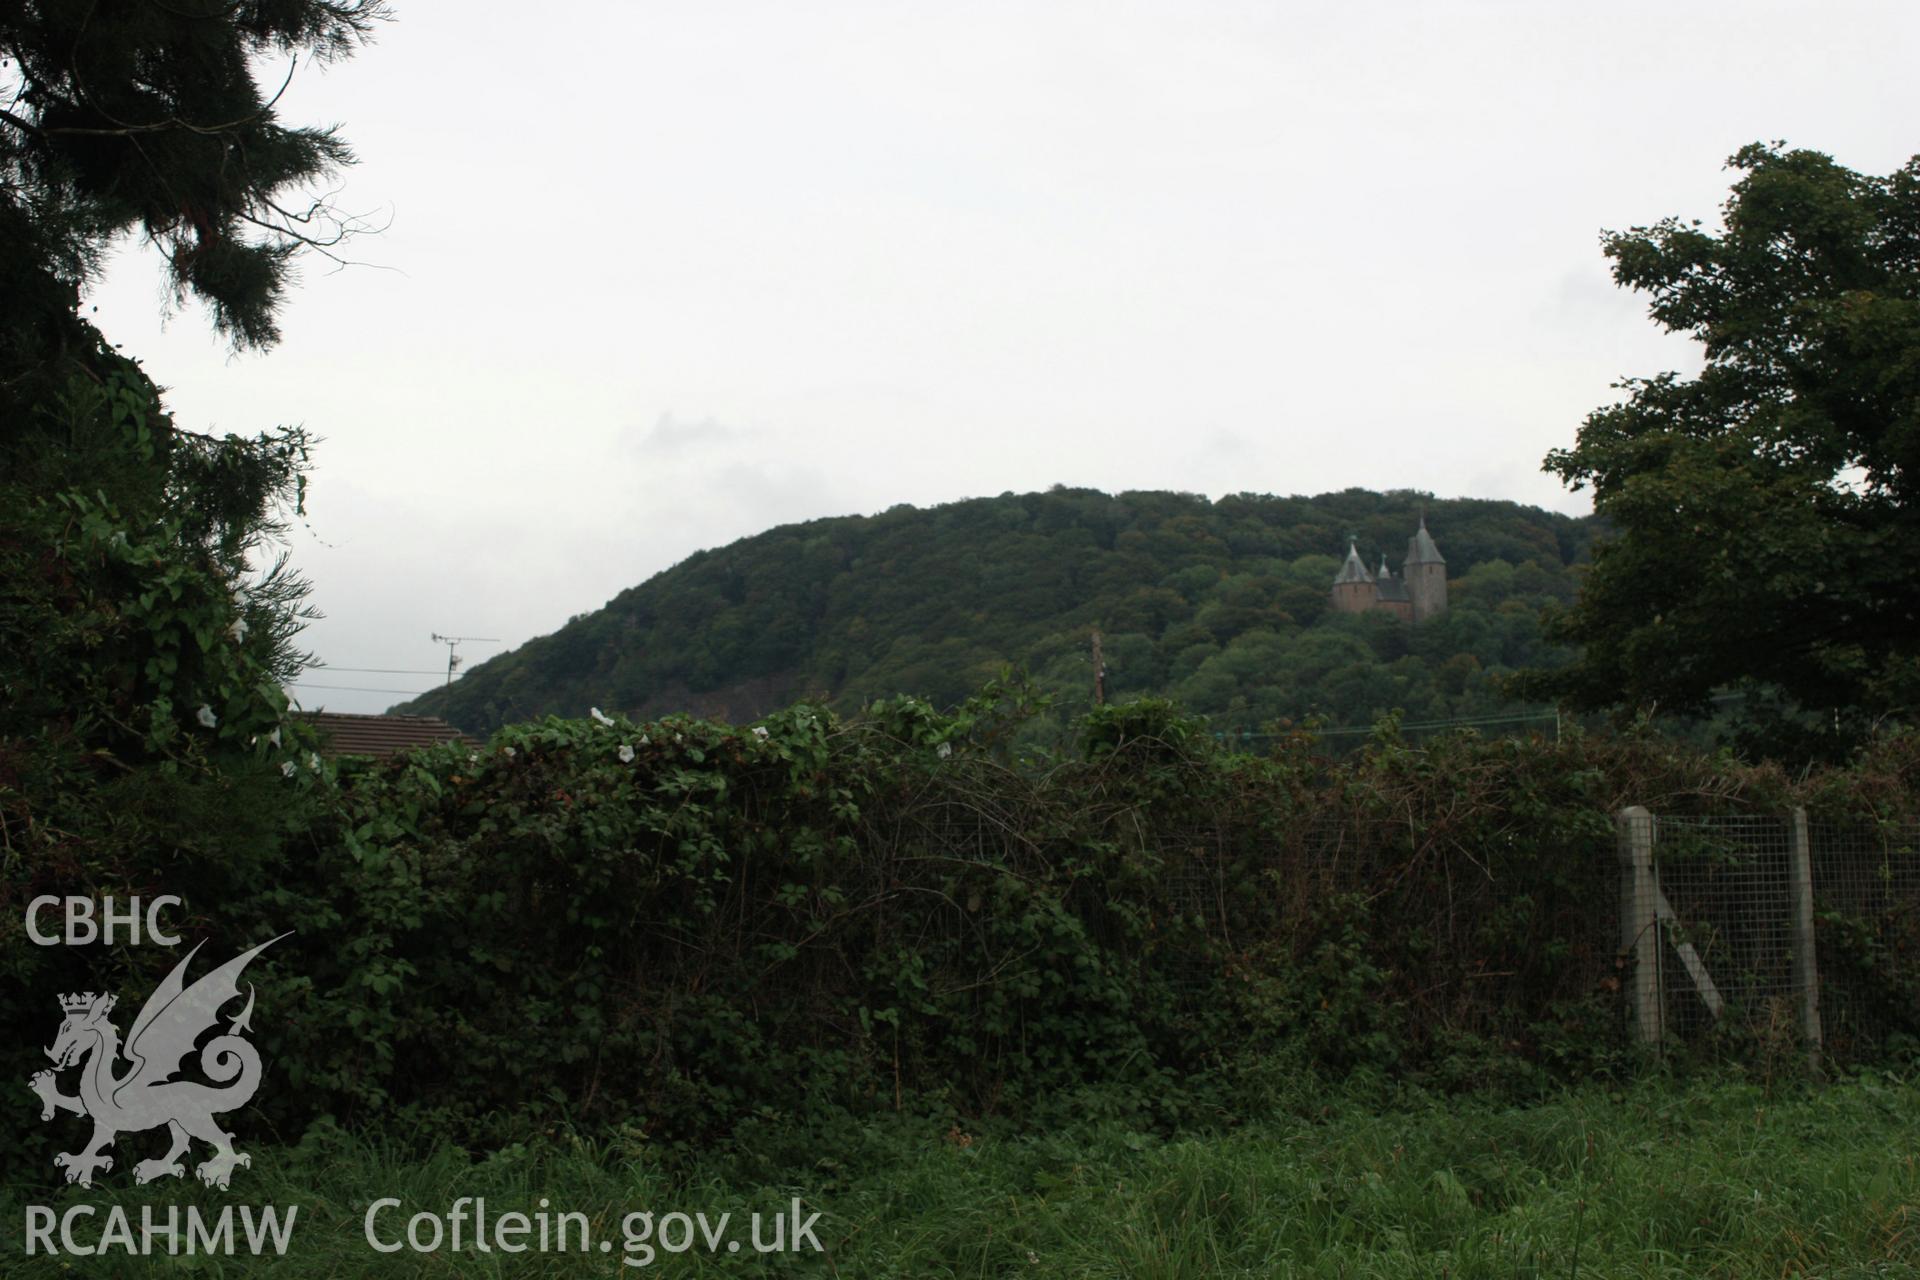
[4,1074,1915,1277]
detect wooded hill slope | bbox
[392,487,1597,738]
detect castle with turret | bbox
[1330,516,1448,623]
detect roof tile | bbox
[298,711,479,759]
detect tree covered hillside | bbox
[393,488,1596,737]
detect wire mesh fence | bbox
[1629,812,1919,1063]
[1157,807,1917,1067]
[739,785,1914,1073]
[1152,809,1622,1052]
[1646,815,1801,1048]
[1808,818,1920,1060]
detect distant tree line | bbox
[398,487,1596,741]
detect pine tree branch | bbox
[41,56,300,137]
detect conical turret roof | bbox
[1333,541,1373,585]
[1405,515,1444,566]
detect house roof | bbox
[297,711,480,759]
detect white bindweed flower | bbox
[308,751,323,771]
[937,741,952,759]
[673,733,683,743]
[638,735,649,746]
[228,617,248,642]
[267,727,281,748]
[280,760,296,778]
[617,744,635,763]
[590,706,614,726]
[504,746,516,759]
[752,726,769,739]
[196,704,218,729]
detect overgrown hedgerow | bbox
[232,695,1920,1146]
[6,683,1917,1167]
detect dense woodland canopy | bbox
[395,487,1597,739]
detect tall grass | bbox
[5,1074,1915,1277]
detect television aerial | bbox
[430,632,499,687]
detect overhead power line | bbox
[431,632,499,686]
[1314,709,1560,736]
[288,681,433,696]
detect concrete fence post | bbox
[1616,806,1661,1047]
[1787,806,1824,1074]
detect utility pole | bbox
[430,632,499,687]
[1091,629,1105,706]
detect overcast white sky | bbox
[85,1,1920,714]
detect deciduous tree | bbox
[1537,144,1920,753]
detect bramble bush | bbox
[7,658,1918,1167]
[195,694,1920,1150]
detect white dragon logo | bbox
[29,935,286,1189]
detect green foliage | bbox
[1,0,386,1108]
[10,685,1903,1165]
[399,487,1594,743]
[1538,144,1920,757]
[10,648,1918,1169]
[0,349,332,1164]
[1816,902,1920,1058]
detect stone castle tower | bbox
[1403,516,1447,622]
[1329,516,1448,623]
